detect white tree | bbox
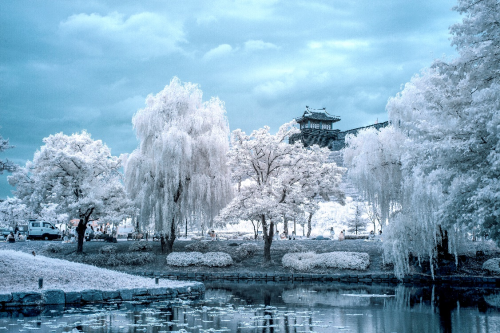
[344,0,500,278]
[217,121,345,262]
[0,197,28,229]
[0,132,15,174]
[346,201,368,235]
[38,203,69,226]
[9,131,132,252]
[124,77,233,253]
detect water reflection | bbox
[1,282,500,333]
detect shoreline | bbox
[0,284,205,309]
[132,270,500,287]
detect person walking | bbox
[338,230,345,241]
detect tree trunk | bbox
[283,215,288,237]
[437,227,452,261]
[262,215,273,262]
[307,212,313,238]
[251,220,258,240]
[185,218,188,238]
[165,219,176,254]
[76,216,88,253]
[160,234,166,254]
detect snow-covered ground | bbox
[0,250,195,293]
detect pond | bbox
[1,282,500,333]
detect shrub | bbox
[282,252,319,271]
[166,252,204,266]
[232,243,259,261]
[483,258,500,274]
[185,241,210,252]
[203,252,233,267]
[166,251,233,267]
[120,252,155,265]
[128,242,153,252]
[99,245,117,254]
[282,251,370,271]
[319,252,370,270]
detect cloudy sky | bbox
[0,0,460,199]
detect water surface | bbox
[1,282,500,333]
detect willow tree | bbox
[344,0,500,278]
[124,77,232,253]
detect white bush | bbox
[282,252,320,271]
[483,258,500,274]
[166,251,233,267]
[319,252,370,270]
[166,252,204,266]
[282,251,370,271]
[203,252,233,267]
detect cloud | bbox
[203,44,233,60]
[196,15,217,25]
[59,12,186,60]
[244,40,278,51]
[308,39,370,50]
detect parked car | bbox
[27,220,60,240]
[0,227,12,240]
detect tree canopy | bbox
[344,0,500,278]
[124,77,233,252]
[9,131,131,252]
[218,121,345,261]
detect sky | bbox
[0,0,461,199]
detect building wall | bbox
[291,121,389,151]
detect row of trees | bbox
[2,78,347,261]
[344,0,500,278]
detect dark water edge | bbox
[2,282,500,333]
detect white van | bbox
[27,220,60,240]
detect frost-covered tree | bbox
[346,202,367,235]
[344,126,405,225]
[9,131,132,252]
[344,0,500,278]
[38,203,69,226]
[0,197,28,228]
[124,77,232,253]
[217,121,344,262]
[0,132,15,174]
[365,203,382,233]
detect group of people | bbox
[4,225,26,243]
[271,227,383,241]
[4,231,25,243]
[273,230,297,240]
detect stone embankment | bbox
[0,283,204,309]
[133,271,500,287]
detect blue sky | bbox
[0,0,460,199]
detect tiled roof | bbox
[296,111,340,122]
